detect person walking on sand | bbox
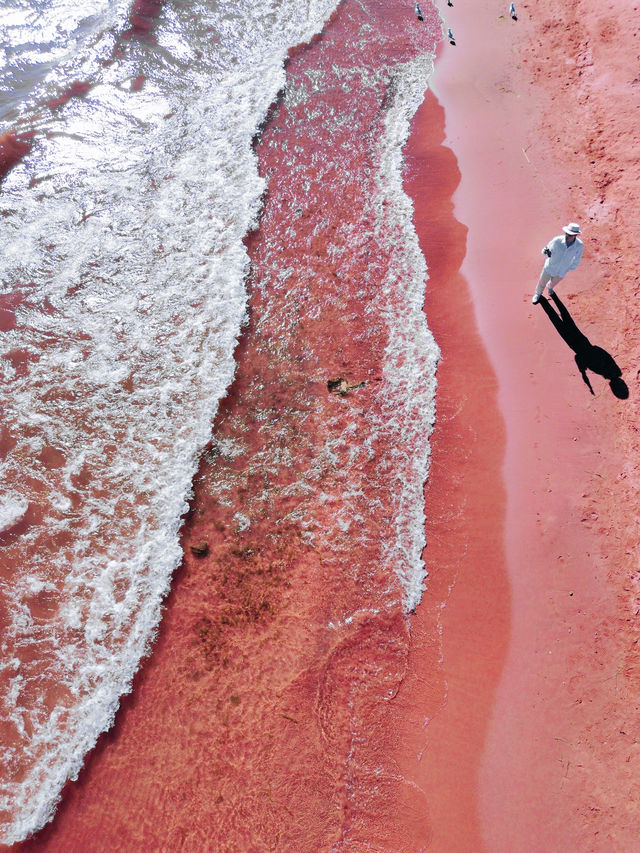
[532,222,583,304]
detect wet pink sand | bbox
[391,85,510,852]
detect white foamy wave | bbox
[372,54,440,612]
[0,0,340,843]
[0,495,29,533]
[0,0,130,121]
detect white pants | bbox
[535,270,562,298]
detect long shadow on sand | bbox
[539,292,629,398]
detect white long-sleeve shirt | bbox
[542,234,584,277]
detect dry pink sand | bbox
[391,0,640,850]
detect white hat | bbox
[562,222,581,235]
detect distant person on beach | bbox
[532,222,583,304]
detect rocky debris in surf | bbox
[327,377,366,395]
[190,541,210,557]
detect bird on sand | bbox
[509,2,517,19]
[447,27,456,44]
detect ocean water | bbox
[0,0,441,844]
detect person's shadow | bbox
[539,292,629,398]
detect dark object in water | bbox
[327,378,366,395]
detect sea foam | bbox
[372,54,440,611]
